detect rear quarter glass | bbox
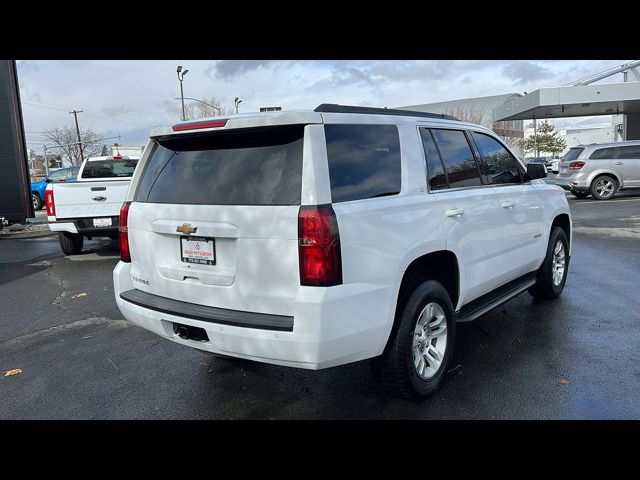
[135,125,305,206]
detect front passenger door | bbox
[615,145,640,187]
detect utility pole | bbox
[69,110,84,164]
[533,116,538,157]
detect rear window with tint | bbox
[135,126,304,206]
[325,124,401,203]
[589,147,618,160]
[82,159,138,179]
[563,148,584,162]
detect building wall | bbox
[112,145,145,157]
[560,126,614,153]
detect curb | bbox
[0,228,56,240]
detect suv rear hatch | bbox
[127,124,306,317]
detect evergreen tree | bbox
[521,121,566,156]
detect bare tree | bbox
[183,97,235,120]
[445,107,486,125]
[43,126,103,165]
[444,108,524,154]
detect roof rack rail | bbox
[314,103,460,121]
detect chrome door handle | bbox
[614,161,623,165]
[501,201,515,209]
[446,208,465,218]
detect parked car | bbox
[45,155,139,254]
[526,156,558,173]
[113,104,571,400]
[556,141,640,199]
[31,166,80,210]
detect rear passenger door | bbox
[614,145,640,187]
[587,146,616,172]
[470,131,546,282]
[421,127,503,306]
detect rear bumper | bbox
[556,173,589,191]
[48,216,119,236]
[113,261,399,370]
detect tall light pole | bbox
[177,65,189,121]
[234,97,242,114]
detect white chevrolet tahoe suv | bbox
[113,104,571,400]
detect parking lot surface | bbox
[1,192,639,419]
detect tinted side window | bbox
[471,132,522,185]
[325,124,401,203]
[589,147,618,160]
[419,128,448,190]
[617,145,640,159]
[430,129,482,189]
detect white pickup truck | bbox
[45,154,140,255]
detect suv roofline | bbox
[573,140,640,150]
[150,104,490,138]
[314,103,460,121]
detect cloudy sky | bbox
[17,60,629,152]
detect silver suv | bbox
[555,141,640,200]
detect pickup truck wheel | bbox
[590,175,617,200]
[570,190,590,199]
[371,280,455,400]
[528,226,569,300]
[32,193,43,210]
[58,232,84,255]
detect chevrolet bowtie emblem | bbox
[176,223,197,235]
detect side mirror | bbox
[527,163,547,179]
[45,177,51,183]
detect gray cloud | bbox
[210,60,274,79]
[502,61,551,84]
[306,65,382,94]
[102,104,133,116]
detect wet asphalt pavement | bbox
[1,191,639,419]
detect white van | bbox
[113,104,571,399]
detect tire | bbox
[58,232,84,255]
[570,190,590,199]
[371,280,456,400]
[528,226,569,300]
[32,193,43,210]
[590,175,618,200]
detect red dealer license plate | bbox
[180,236,216,265]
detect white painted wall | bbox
[560,126,614,152]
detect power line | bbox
[22,100,147,125]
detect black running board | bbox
[455,272,537,323]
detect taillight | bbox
[298,205,342,287]
[569,161,586,170]
[119,201,131,262]
[45,188,55,216]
